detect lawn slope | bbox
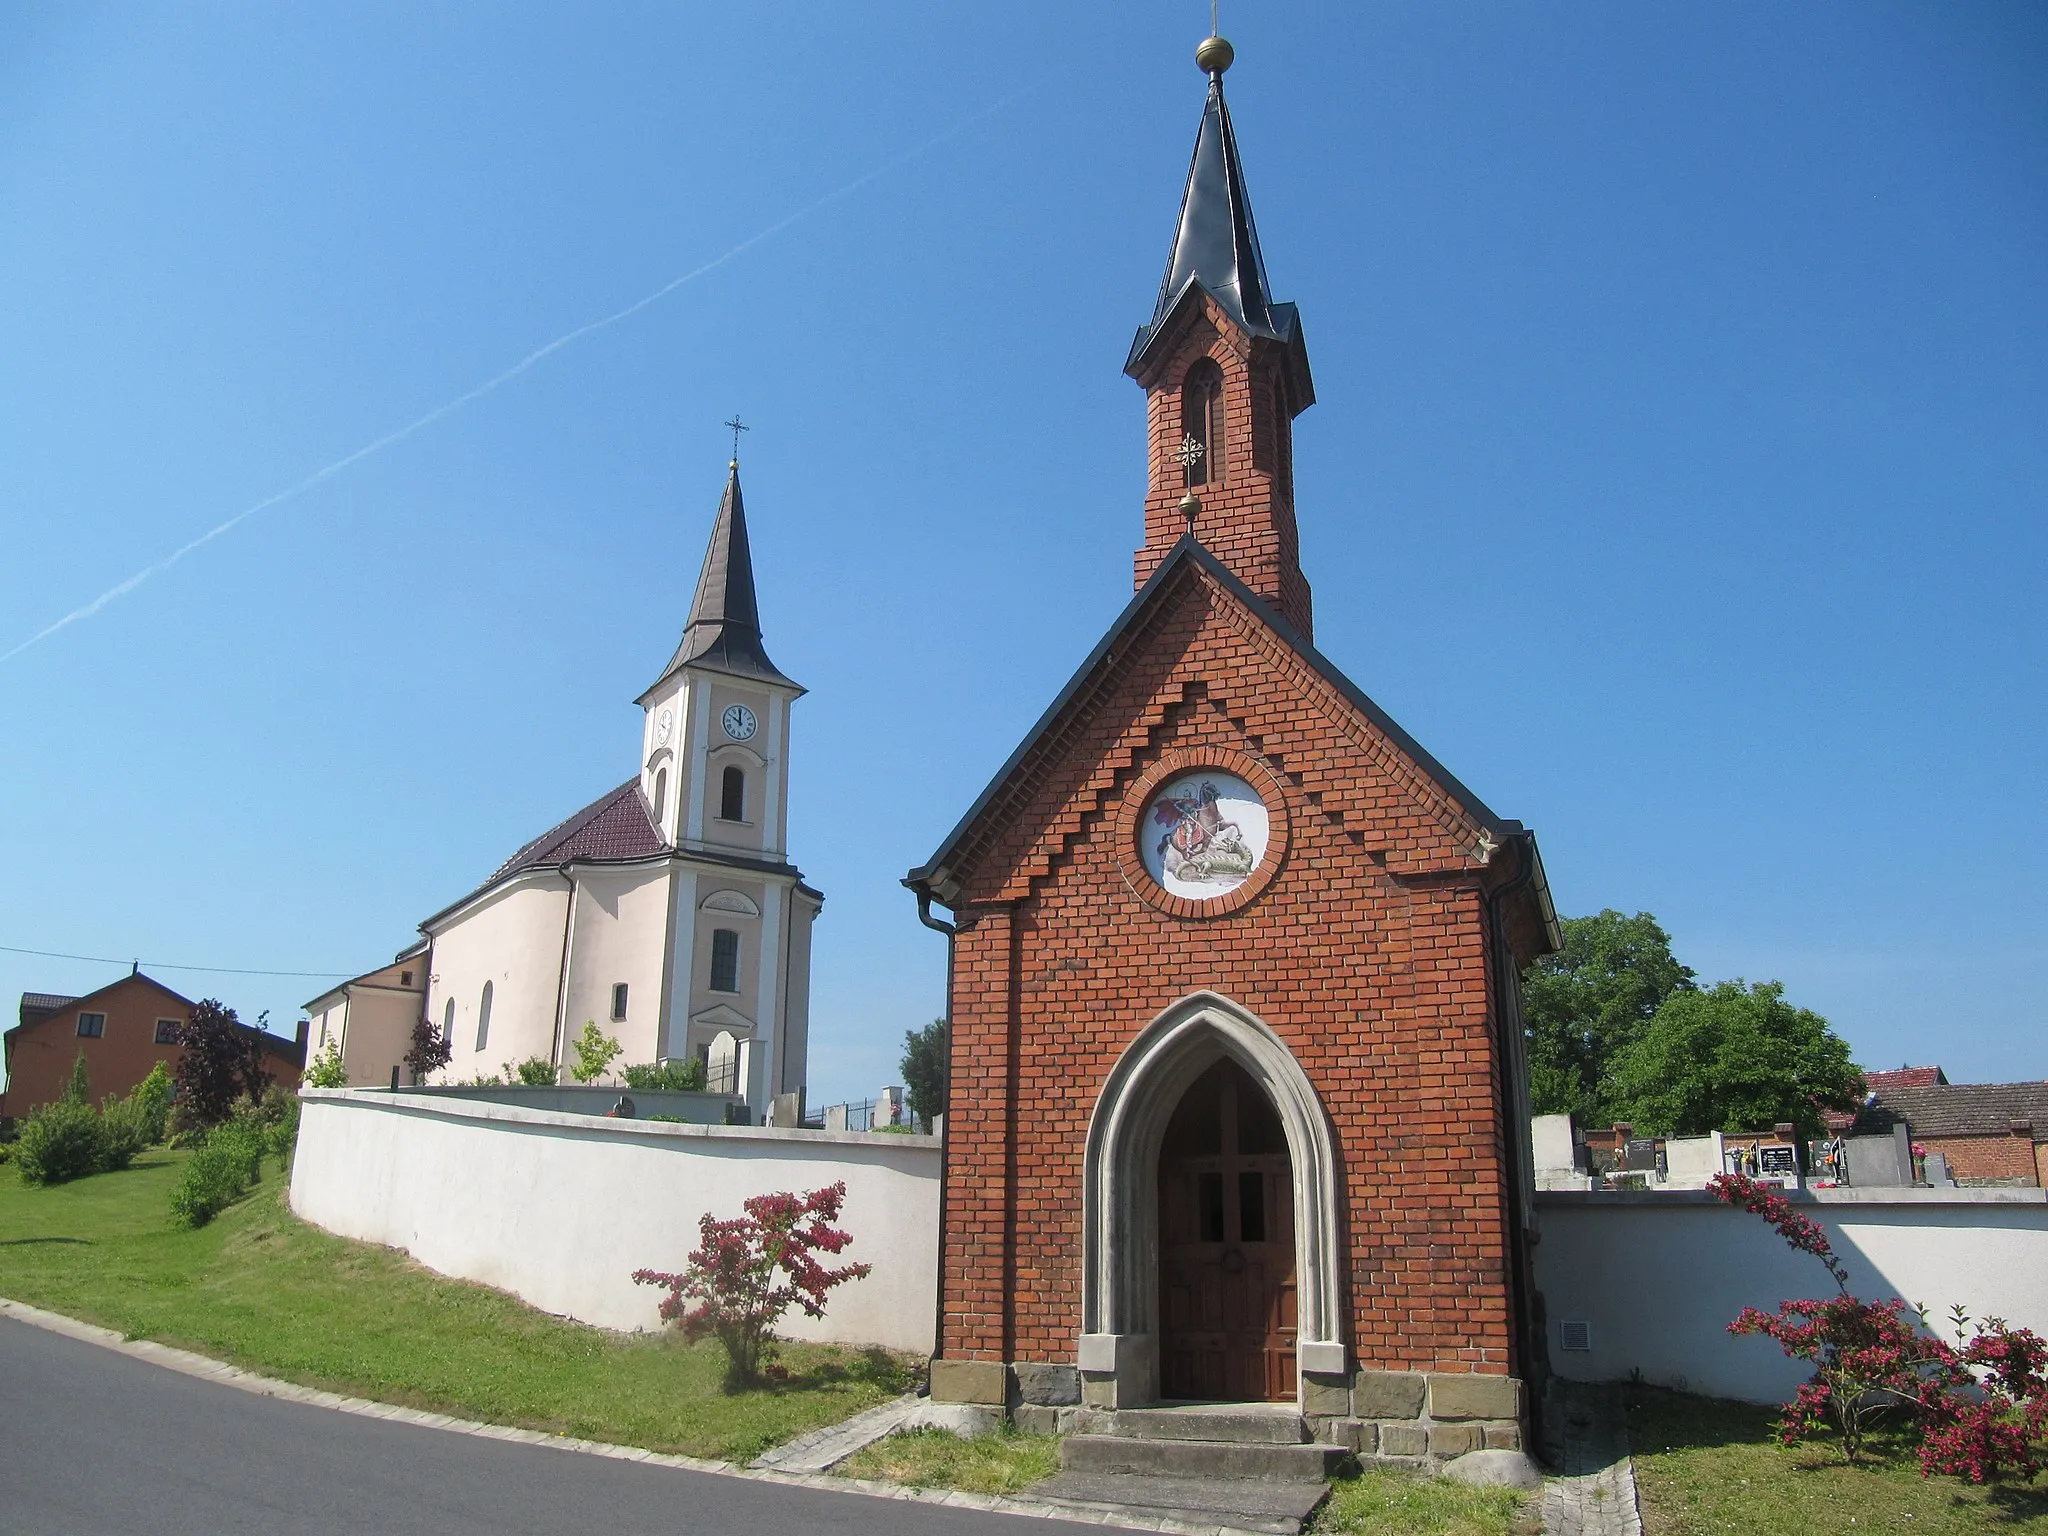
[0,1150,912,1462]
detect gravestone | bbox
[1624,1138,1659,1172]
[1842,1130,1912,1187]
[1758,1146,1798,1178]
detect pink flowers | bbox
[634,1182,872,1386]
[1710,1172,2048,1479]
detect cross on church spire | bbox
[725,414,749,466]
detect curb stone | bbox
[0,1296,1278,1536]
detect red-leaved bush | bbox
[1711,1171,2048,1480]
[634,1183,871,1386]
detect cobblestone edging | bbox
[0,1297,1278,1536]
[1540,1383,1643,1536]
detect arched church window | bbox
[652,767,667,824]
[709,929,740,993]
[719,765,745,823]
[441,997,454,1045]
[475,981,493,1052]
[1181,358,1224,488]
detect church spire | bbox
[1128,34,1315,637]
[643,460,798,696]
[1130,38,1279,367]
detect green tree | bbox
[303,1039,349,1088]
[62,1052,91,1108]
[569,1021,622,1084]
[1604,979,1864,1137]
[900,1018,948,1129]
[1522,910,1693,1123]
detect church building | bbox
[908,37,1561,1457]
[418,463,820,1119]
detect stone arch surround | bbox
[1079,990,1346,1406]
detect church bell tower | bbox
[1127,34,1316,639]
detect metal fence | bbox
[810,1097,928,1135]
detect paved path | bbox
[0,1313,1104,1536]
[1539,1382,1644,1536]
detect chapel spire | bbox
[643,460,798,695]
[1127,35,1283,367]
[1128,33,1316,638]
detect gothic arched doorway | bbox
[1157,1057,1298,1401]
[1079,991,1344,1408]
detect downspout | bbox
[551,866,578,1074]
[915,889,957,1384]
[1483,835,1544,1402]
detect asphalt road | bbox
[0,1316,1076,1536]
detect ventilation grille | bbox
[1560,1320,1593,1352]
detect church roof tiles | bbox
[485,779,666,886]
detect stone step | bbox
[1026,1472,1330,1536]
[1112,1405,1310,1444]
[1061,1434,1349,1483]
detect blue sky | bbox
[3,2,2043,1101]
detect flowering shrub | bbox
[1711,1171,2048,1479]
[634,1182,871,1387]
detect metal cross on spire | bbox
[724,414,749,466]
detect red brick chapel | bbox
[906,36,1561,1459]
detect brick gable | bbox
[921,544,1551,1379]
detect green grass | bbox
[836,1425,1062,1493]
[0,1149,915,1462]
[1625,1384,2048,1535]
[1312,1466,1536,1536]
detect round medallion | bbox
[1140,771,1270,901]
[722,703,758,741]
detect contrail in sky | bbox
[1,93,1019,668]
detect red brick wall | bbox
[1920,1133,2043,1186]
[1132,295,1313,637]
[939,560,1521,1376]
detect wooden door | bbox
[1157,1059,1297,1401]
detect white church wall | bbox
[338,985,422,1088]
[1535,1188,2048,1403]
[560,865,671,1071]
[428,876,571,1082]
[291,1088,941,1353]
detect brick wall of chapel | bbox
[1133,297,1312,637]
[940,566,1518,1376]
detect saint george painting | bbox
[1141,772,1270,901]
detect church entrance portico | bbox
[1080,992,1344,1410]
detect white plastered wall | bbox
[559,865,672,1072]
[428,877,571,1082]
[338,985,424,1088]
[1536,1190,2048,1403]
[291,1089,940,1353]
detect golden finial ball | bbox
[1195,35,1234,75]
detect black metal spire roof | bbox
[1127,64,1302,376]
[640,462,799,698]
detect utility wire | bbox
[0,943,349,980]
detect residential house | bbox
[1,971,307,1124]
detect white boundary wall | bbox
[290,1089,941,1353]
[1535,1188,2048,1403]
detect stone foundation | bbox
[929,1361,1525,1468]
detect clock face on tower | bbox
[655,706,674,745]
[722,703,758,742]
